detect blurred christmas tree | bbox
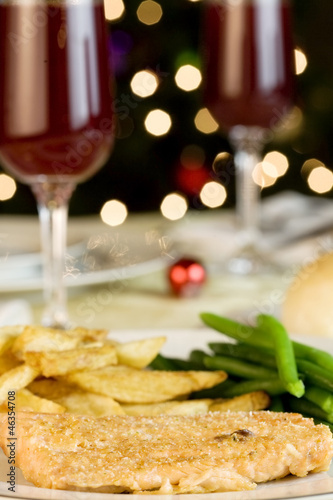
[2,0,333,215]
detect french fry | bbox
[122,399,211,416]
[0,388,65,414]
[11,326,82,360]
[70,326,109,343]
[0,325,24,356]
[121,391,270,416]
[29,379,124,416]
[208,391,271,413]
[28,378,78,399]
[111,336,167,369]
[0,351,21,376]
[0,323,271,419]
[23,344,117,377]
[62,366,227,404]
[0,364,39,403]
[55,391,124,416]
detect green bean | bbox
[304,385,333,415]
[288,397,333,424]
[219,377,286,398]
[149,354,179,371]
[297,359,333,392]
[171,358,206,371]
[200,313,270,348]
[268,396,285,412]
[293,342,333,373]
[204,355,277,380]
[189,349,208,369]
[149,354,206,371]
[190,379,237,400]
[257,315,304,398]
[201,312,333,373]
[208,342,277,368]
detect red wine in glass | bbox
[203,0,295,273]
[0,0,114,326]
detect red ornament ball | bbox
[168,258,206,297]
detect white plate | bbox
[0,328,333,500]
[0,219,174,293]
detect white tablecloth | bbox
[4,191,333,331]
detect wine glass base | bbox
[223,248,283,276]
[41,315,71,330]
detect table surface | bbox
[1,210,299,331]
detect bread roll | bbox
[281,252,333,337]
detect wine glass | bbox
[202,0,295,274]
[0,0,114,327]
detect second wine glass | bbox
[202,0,295,274]
[0,0,114,327]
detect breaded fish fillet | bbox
[0,411,332,494]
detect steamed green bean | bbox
[257,314,304,398]
[204,355,277,380]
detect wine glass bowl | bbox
[0,0,114,327]
[202,0,295,274]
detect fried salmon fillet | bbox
[0,411,332,494]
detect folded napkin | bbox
[0,300,32,326]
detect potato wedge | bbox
[23,344,117,377]
[0,388,65,413]
[122,392,270,416]
[0,364,39,403]
[55,391,124,416]
[11,326,82,359]
[0,350,21,376]
[208,391,271,413]
[62,366,227,404]
[122,399,211,416]
[70,326,109,343]
[111,336,167,369]
[0,325,24,356]
[29,378,124,416]
[28,378,77,400]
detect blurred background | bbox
[1,0,333,224]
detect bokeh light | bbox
[144,109,172,136]
[261,161,278,178]
[252,163,277,188]
[301,158,324,179]
[137,0,162,25]
[0,174,16,201]
[212,151,233,176]
[307,166,333,194]
[263,151,289,177]
[160,193,188,220]
[100,199,128,226]
[175,65,202,92]
[104,0,125,21]
[200,181,227,208]
[194,108,219,134]
[294,48,308,75]
[130,70,159,98]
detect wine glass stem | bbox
[32,182,75,329]
[229,126,265,250]
[234,147,261,245]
